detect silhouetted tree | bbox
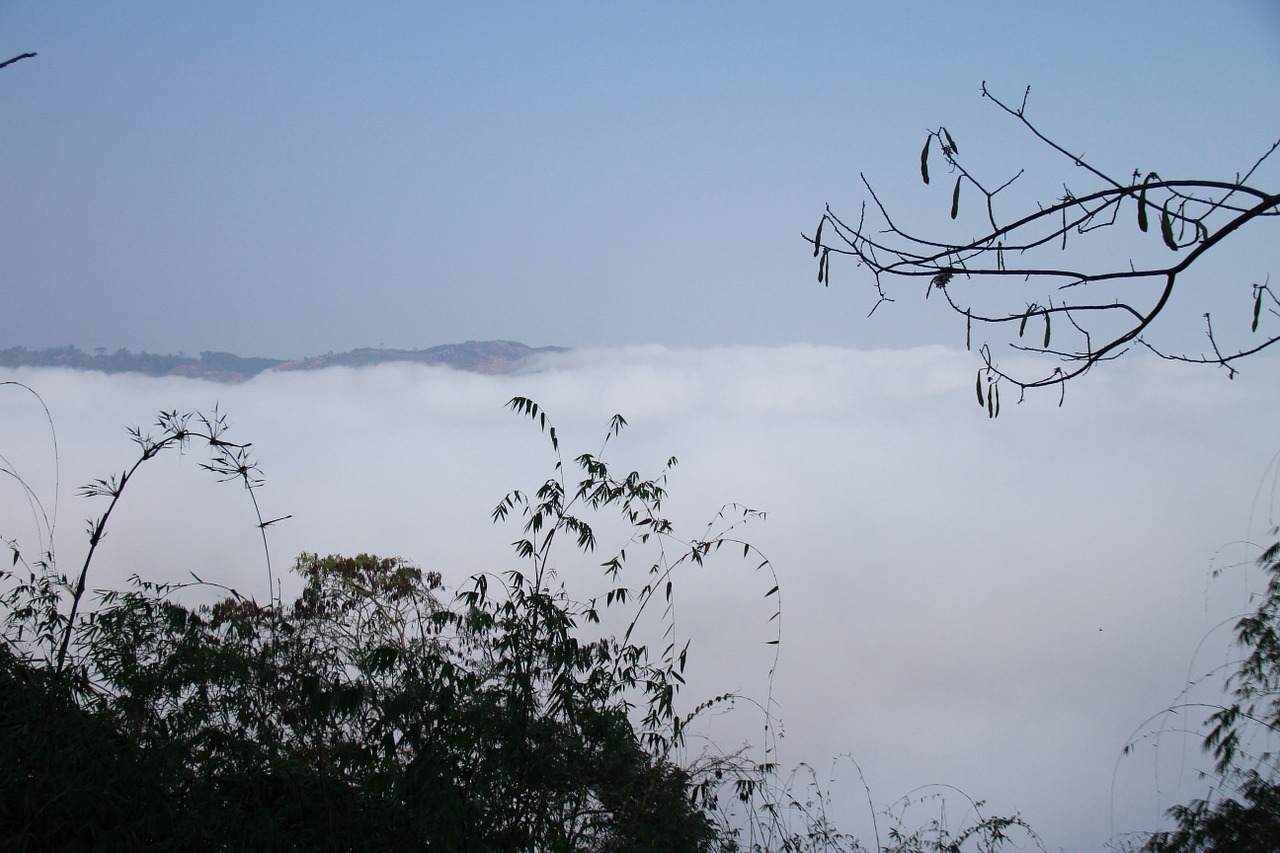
[1136,535,1280,852]
[0,402,757,851]
[808,84,1279,415]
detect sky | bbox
[0,1,1277,358]
[2,3,1280,851]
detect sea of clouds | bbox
[3,344,1279,850]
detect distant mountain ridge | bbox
[0,341,568,382]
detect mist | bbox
[4,345,1279,851]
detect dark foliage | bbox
[1136,535,1280,852]
[2,549,721,851]
[0,394,1043,851]
[0,401,750,851]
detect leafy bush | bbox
[1137,534,1280,852]
[0,392,1038,851]
[0,397,767,850]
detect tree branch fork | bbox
[809,85,1279,413]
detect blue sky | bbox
[2,2,1277,358]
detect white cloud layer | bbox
[3,345,1279,850]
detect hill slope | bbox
[0,341,567,382]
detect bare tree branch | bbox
[0,53,37,71]
[808,84,1280,415]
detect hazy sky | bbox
[1,2,1277,358]
[2,4,1280,852]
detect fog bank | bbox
[3,345,1278,850]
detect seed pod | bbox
[1160,201,1178,250]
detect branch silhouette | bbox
[0,52,37,71]
[808,83,1279,414]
